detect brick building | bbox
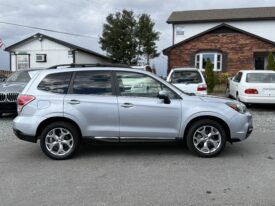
[163,7,275,75]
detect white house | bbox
[5,33,110,71]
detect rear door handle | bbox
[121,102,134,108]
[67,99,80,105]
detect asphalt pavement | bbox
[0,106,274,206]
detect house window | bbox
[195,52,222,71]
[16,55,29,70]
[36,54,47,62]
[175,26,184,35]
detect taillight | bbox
[197,84,207,91]
[244,89,258,94]
[17,95,35,112]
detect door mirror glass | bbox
[158,91,171,104]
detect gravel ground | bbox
[0,105,274,206]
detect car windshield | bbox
[6,71,31,83]
[246,73,275,83]
[171,71,202,84]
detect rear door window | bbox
[72,71,113,95]
[38,72,72,94]
[171,71,202,84]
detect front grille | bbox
[0,93,19,102]
[6,93,19,102]
[0,93,6,102]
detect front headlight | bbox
[226,102,247,114]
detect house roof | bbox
[167,7,275,24]
[5,33,110,60]
[163,23,275,55]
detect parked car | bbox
[226,70,275,104]
[167,68,207,95]
[0,69,44,116]
[13,64,253,160]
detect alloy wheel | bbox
[193,125,222,154]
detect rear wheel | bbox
[225,87,231,98]
[40,122,80,160]
[186,119,227,158]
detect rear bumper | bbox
[0,102,17,113]
[13,128,37,143]
[239,95,275,104]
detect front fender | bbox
[179,111,231,139]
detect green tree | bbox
[266,52,275,71]
[99,10,159,65]
[99,10,137,65]
[136,14,160,65]
[205,59,216,93]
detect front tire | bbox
[186,119,227,158]
[40,122,80,160]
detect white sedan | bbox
[226,70,275,104]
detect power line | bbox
[0,21,98,39]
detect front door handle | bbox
[67,99,80,105]
[121,102,134,108]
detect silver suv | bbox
[13,64,253,160]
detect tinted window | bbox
[72,71,112,95]
[171,71,202,83]
[246,73,275,83]
[38,72,72,94]
[117,72,178,99]
[6,71,31,83]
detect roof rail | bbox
[47,63,131,69]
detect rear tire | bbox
[40,121,80,160]
[186,119,227,158]
[225,87,231,98]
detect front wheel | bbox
[40,122,80,160]
[186,119,227,158]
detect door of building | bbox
[255,56,265,70]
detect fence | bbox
[0,70,12,77]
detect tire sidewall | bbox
[40,122,79,160]
[186,119,227,158]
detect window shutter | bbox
[189,53,195,67]
[222,53,228,72]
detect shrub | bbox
[205,59,216,93]
[267,52,275,71]
[216,72,231,85]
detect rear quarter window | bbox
[37,72,72,94]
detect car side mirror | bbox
[0,78,6,82]
[158,91,171,104]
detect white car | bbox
[167,68,207,95]
[227,70,275,104]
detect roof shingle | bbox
[167,7,275,24]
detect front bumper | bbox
[0,102,17,113]
[229,111,253,142]
[13,128,37,143]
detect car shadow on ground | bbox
[72,141,249,159]
[247,104,275,112]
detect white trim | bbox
[195,52,222,71]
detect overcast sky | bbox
[1,0,275,75]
